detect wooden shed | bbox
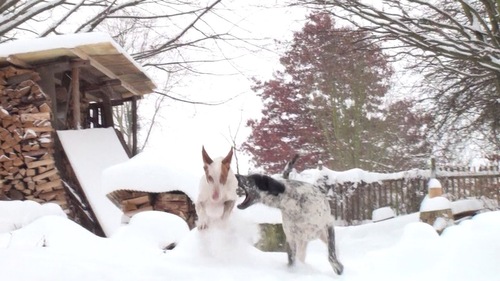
[0,33,154,133]
[0,33,156,236]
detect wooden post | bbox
[430,157,436,178]
[71,66,81,129]
[101,85,115,128]
[131,96,138,156]
[36,66,58,128]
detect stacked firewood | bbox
[153,192,196,228]
[107,189,197,229]
[107,190,153,217]
[0,66,67,210]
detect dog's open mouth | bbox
[237,187,252,209]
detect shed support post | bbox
[36,66,58,128]
[71,66,81,129]
[131,96,138,156]
[102,85,115,128]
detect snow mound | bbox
[0,201,66,233]
[400,222,441,245]
[428,178,442,189]
[362,222,443,280]
[451,198,483,214]
[0,215,102,249]
[439,211,500,280]
[172,212,260,264]
[372,206,395,222]
[420,196,451,212]
[102,150,200,201]
[111,211,189,250]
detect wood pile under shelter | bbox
[107,190,197,229]
[0,33,156,236]
[0,67,66,207]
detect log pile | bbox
[107,190,153,217]
[0,66,68,210]
[153,192,196,229]
[107,189,197,229]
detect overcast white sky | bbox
[140,1,309,173]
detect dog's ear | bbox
[235,174,245,187]
[222,147,233,165]
[202,146,213,165]
[265,175,285,195]
[219,147,233,185]
[252,174,285,196]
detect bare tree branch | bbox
[153,90,244,106]
[294,0,500,153]
[40,0,85,36]
[132,0,223,60]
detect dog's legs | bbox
[286,240,297,266]
[322,226,344,275]
[195,202,209,230]
[221,200,235,220]
[296,240,308,263]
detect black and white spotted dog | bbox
[235,174,343,275]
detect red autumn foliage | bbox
[243,12,431,173]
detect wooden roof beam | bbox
[82,79,121,92]
[79,67,100,85]
[71,47,143,97]
[34,56,73,73]
[7,55,32,69]
[71,59,90,68]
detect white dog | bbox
[195,146,238,230]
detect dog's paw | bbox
[331,260,344,275]
[197,222,209,230]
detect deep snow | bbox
[2,129,499,280]
[0,200,499,281]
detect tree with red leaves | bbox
[243,12,431,173]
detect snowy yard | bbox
[1,131,499,280]
[0,200,499,281]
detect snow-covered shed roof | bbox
[0,32,155,99]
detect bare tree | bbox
[1,1,229,67]
[0,1,262,152]
[293,0,500,158]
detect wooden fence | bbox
[322,165,500,224]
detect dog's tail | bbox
[327,226,344,275]
[282,154,299,179]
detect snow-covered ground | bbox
[0,200,499,281]
[2,129,499,280]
